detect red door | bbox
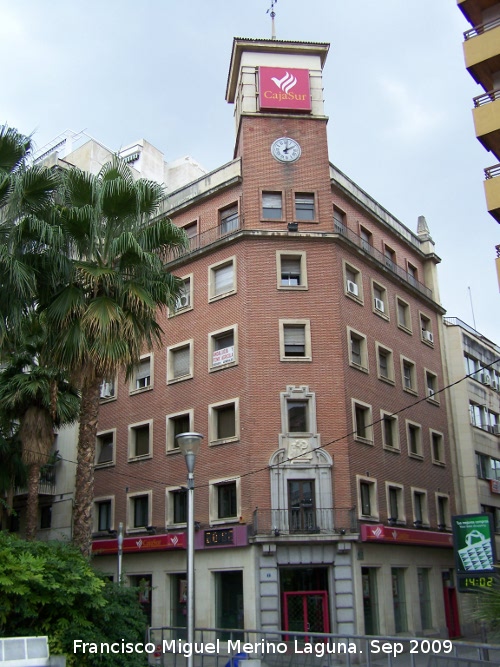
[442,579,461,638]
[283,591,329,641]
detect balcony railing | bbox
[474,88,500,107]
[464,16,500,40]
[251,507,357,537]
[333,221,432,299]
[14,464,57,497]
[485,163,500,179]
[163,218,241,264]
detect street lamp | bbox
[176,432,203,660]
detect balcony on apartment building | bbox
[484,162,500,221]
[14,464,57,497]
[473,89,500,159]
[251,507,357,539]
[463,14,500,89]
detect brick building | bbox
[91,38,460,637]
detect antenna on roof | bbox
[266,0,278,40]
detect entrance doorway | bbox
[362,567,379,635]
[214,571,244,640]
[170,573,187,639]
[280,567,330,638]
[128,574,152,626]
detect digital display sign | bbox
[204,529,234,547]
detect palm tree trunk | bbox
[25,463,41,541]
[72,375,102,558]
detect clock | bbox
[271,137,301,163]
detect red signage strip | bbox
[259,67,311,112]
[92,532,185,556]
[360,524,453,548]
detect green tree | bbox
[0,532,148,667]
[0,314,80,540]
[37,157,187,556]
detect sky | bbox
[1,0,498,342]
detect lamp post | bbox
[176,432,203,662]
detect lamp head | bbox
[176,432,203,473]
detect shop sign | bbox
[452,514,495,574]
[92,532,185,556]
[259,67,311,112]
[360,524,453,547]
[490,479,500,494]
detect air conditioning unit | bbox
[492,380,499,392]
[346,280,358,296]
[493,424,500,436]
[480,372,492,386]
[427,387,435,398]
[422,330,434,344]
[374,298,385,313]
[176,294,189,309]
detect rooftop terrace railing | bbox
[464,15,500,39]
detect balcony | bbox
[163,217,241,264]
[463,17,500,90]
[484,163,500,222]
[458,0,500,28]
[14,465,57,497]
[473,89,500,161]
[251,507,357,538]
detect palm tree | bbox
[0,315,80,540]
[0,424,27,531]
[38,157,188,556]
[0,125,60,343]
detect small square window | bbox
[129,421,152,460]
[167,341,193,383]
[166,488,187,526]
[407,421,423,458]
[376,343,394,383]
[219,205,238,234]
[287,400,309,433]
[96,430,115,467]
[209,258,236,300]
[294,193,315,221]
[333,206,346,233]
[357,476,378,519]
[425,370,439,402]
[344,262,363,302]
[131,356,152,392]
[128,492,151,530]
[209,399,239,444]
[95,499,112,532]
[420,313,434,345]
[381,413,399,451]
[209,326,237,370]
[262,192,283,220]
[396,298,412,333]
[280,320,311,361]
[401,357,417,393]
[210,477,241,524]
[348,328,368,371]
[173,277,192,313]
[277,251,307,289]
[353,400,373,443]
[372,282,388,317]
[431,430,445,464]
[166,411,193,452]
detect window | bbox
[481,505,500,533]
[344,262,363,301]
[392,568,408,633]
[353,400,373,443]
[396,298,412,333]
[420,313,434,345]
[386,483,404,523]
[425,370,438,402]
[262,192,283,219]
[469,402,498,432]
[384,245,396,271]
[357,476,378,519]
[401,357,417,393]
[96,430,115,467]
[289,480,316,532]
[407,421,422,458]
[209,399,239,444]
[372,282,388,317]
[277,251,307,289]
[436,494,450,530]
[209,258,236,300]
[381,412,399,451]
[348,328,368,371]
[280,320,312,361]
[131,355,152,392]
[209,326,237,370]
[166,487,187,526]
[412,489,428,526]
[287,400,309,433]
[281,385,317,439]
[333,206,346,233]
[210,477,241,524]
[94,498,113,532]
[166,410,193,452]
[476,453,500,480]
[465,354,480,377]
[407,263,418,287]
[417,568,433,630]
[167,341,193,383]
[294,193,315,221]
[127,491,152,531]
[128,421,152,460]
[40,505,52,530]
[376,343,394,383]
[430,430,445,464]
[100,378,116,400]
[360,226,372,252]
[172,276,192,314]
[219,205,238,234]
[183,221,198,239]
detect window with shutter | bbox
[172,346,190,379]
[214,263,234,296]
[284,325,305,356]
[262,192,283,219]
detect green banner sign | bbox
[452,514,495,574]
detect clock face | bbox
[271,137,301,163]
